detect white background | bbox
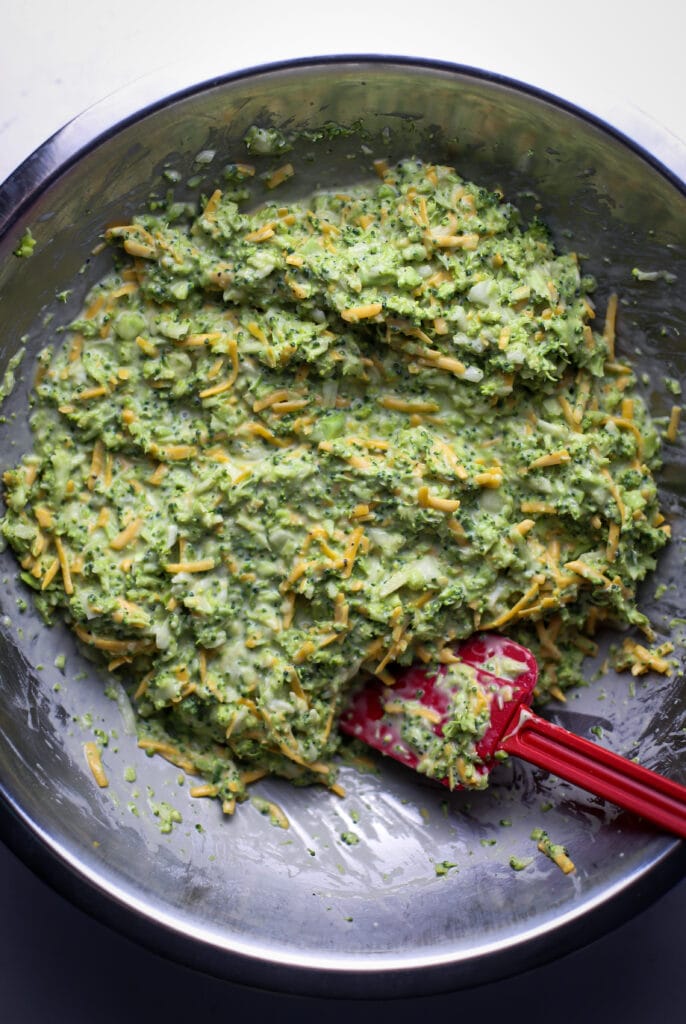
[1,3,685,1021]
[1,0,685,184]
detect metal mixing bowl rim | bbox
[0,54,684,998]
[1,53,684,228]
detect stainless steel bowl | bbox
[1,56,685,998]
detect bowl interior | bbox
[0,59,685,996]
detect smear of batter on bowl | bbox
[0,156,672,813]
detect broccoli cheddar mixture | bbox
[1,157,672,811]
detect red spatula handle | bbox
[502,708,686,839]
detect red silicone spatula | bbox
[340,633,686,839]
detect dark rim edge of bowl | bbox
[0,53,685,998]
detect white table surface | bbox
[2,2,685,1020]
[2,0,685,185]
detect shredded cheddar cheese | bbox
[1,153,671,819]
[84,742,109,788]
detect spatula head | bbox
[339,634,538,788]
